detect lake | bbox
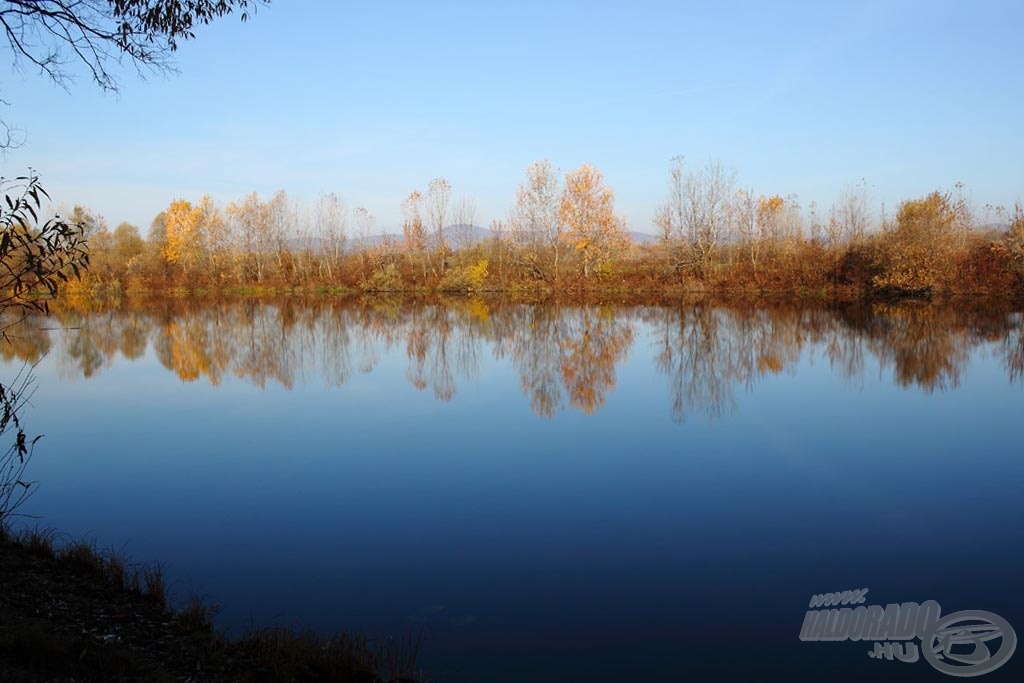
[3,297,1023,681]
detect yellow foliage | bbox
[559,164,629,278]
[161,199,206,267]
[439,258,489,292]
[465,259,489,290]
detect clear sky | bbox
[2,0,1022,234]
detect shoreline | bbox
[47,285,1024,309]
[0,524,423,682]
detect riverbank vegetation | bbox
[61,161,1024,300]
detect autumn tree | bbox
[112,222,144,263]
[757,194,786,252]
[161,198,207,276]
[401,190,428,279]
[87,220,145,287]
[875,191,963,293]
[559,163,629,279]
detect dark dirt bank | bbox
[0,529,422,683]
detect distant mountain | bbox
[629,231,659,244]
[346,233,393,249]
[346,225,490,250]
[439,224,492,248]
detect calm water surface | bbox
[3,298,1023,681]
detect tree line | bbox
[63,160,1024,299]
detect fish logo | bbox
[922,611,1017,677]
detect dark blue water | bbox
[3,299,1022,681]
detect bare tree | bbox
[689,161,735,279]
[426,177,451,273]
[829,181,871,247]
[509,160,562,279]
[352,206,375,277]
[653,156,688,274]
[225,191,286,284]
[733,187,762,276]
[315,192,347,284]
[657,158,735,280]
[778,195,804,245]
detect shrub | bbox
[438,259,489,292]
[359,263,404,292]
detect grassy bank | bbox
[0,524,423,683]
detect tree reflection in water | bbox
[4,298,1021,420]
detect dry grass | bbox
[104,545,129,590]
[141,562,167,608]
[2,525,427,681]
[59,537,105,573]
[18,525,60,556]
[3,527,170,608]
[173,594,221,634]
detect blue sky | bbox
[2,0,1022,234]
